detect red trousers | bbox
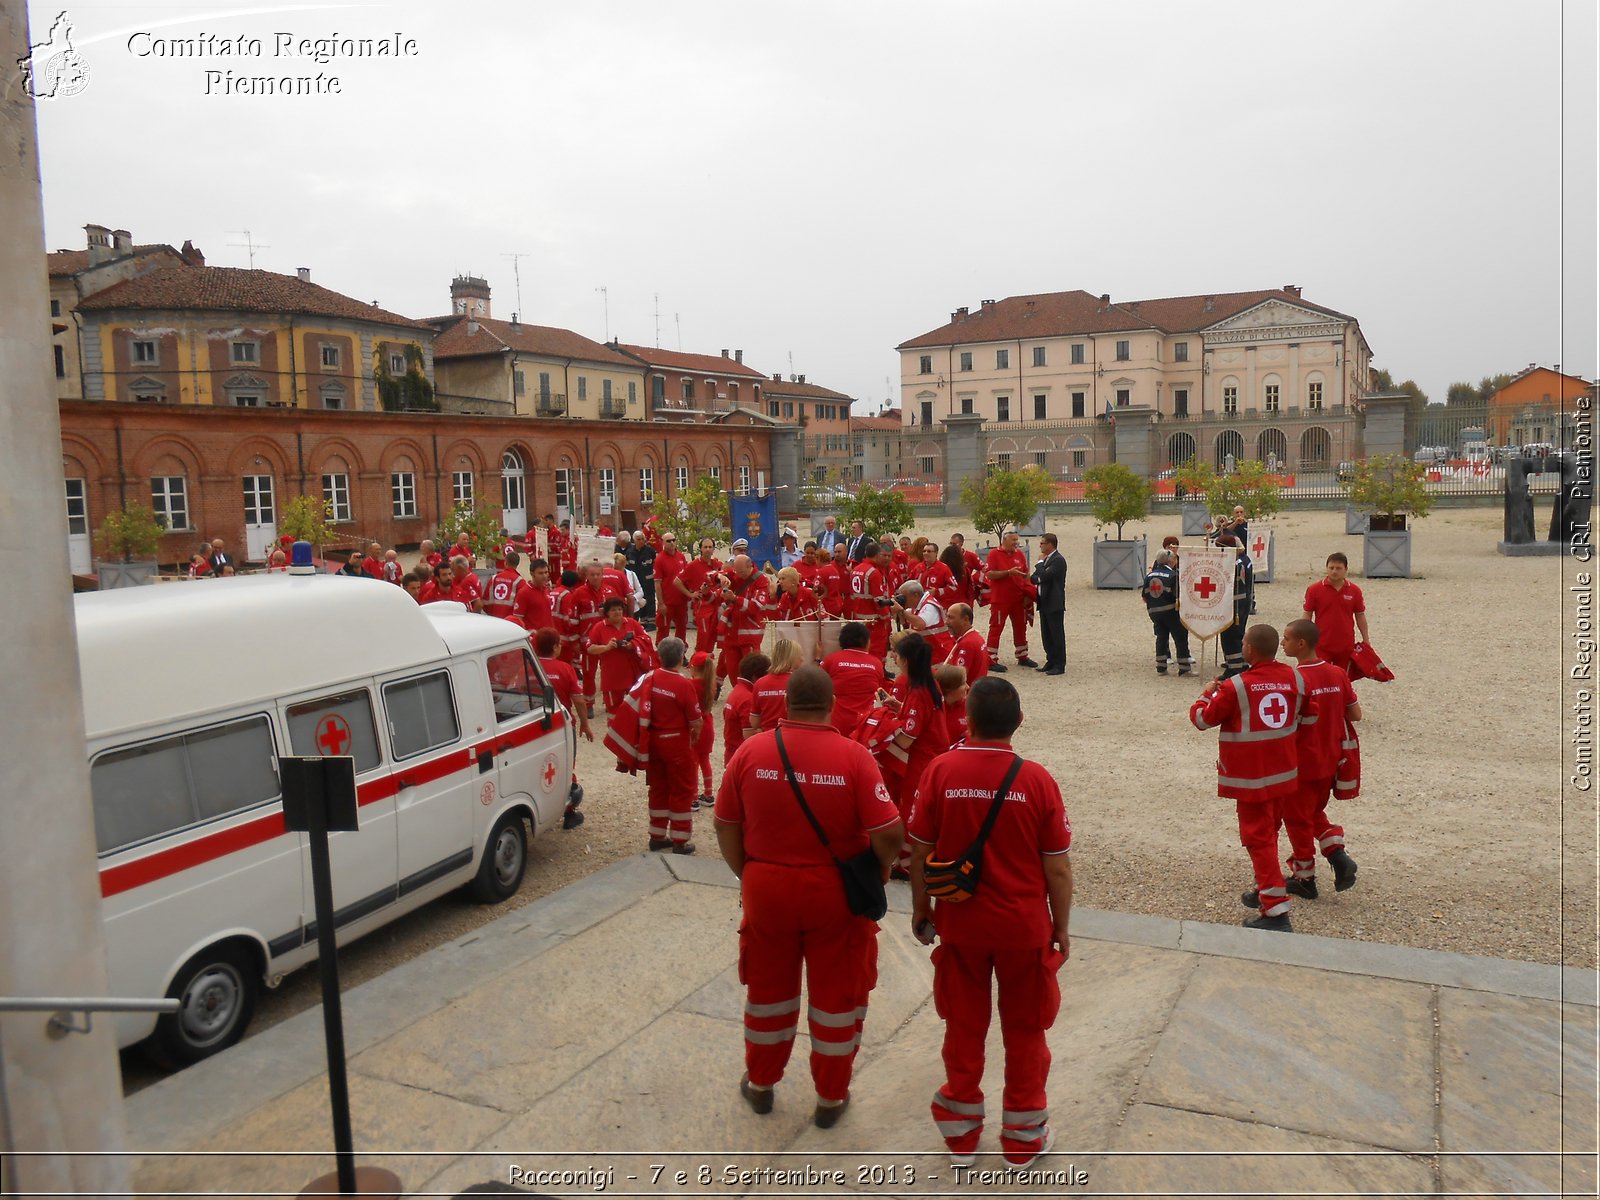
[719,637,761,686]
[930,941,1063,1163]
[986,603,1029,660]
[739,862,878,1103]
[645,734,696,844]
[1237,798,1289,915]
[1280,776,1345,877]
[693,607,720,657]
[659,599,689,642]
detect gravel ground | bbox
[122,506,1593,1091]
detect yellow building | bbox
[432,316,648,421]
[76,263,432,410]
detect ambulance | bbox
[76,571,572,1065]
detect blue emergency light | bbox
[289,540,316,575]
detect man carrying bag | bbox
[908,676,1073,1169]
[716,666,904,1128]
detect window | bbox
[452,471,474,508]
[55,345,65,378]
[628,381,637,405]
[1265,384,1281,413]
[598,467,616,509]
[996,349,1009,369]
[602,379,613,402]
[920,400,933,425]
[769,401,780,417]
[1308,381,1324,411]
[538,371,552,400]
[1072,449,1086,469]
[51,298,61,317]
[919,355,932,374]
[1223,385,1239,415]
[150,476,188,530]
[675,465,689,494]
[639,467,654,504]
[960,395,975,415]
[1031,346,1047,368]
[995,453,1012,471]
[577,376,588,402]
[1115,340,1130,361]
[1033,393,1047,420]
[233,394,259,407]
[996,396,1011,422]
[1034,452,1047,469]
[391,471,416,517]
[554,468,573,512]
[1071,392,1086,419]
[1173,389,1189,418]
[322,473,352,522]
[652,376,665,403]
[288,690,382,774]
[959,352,973,372]
[1071,344,1084,365]
[321,385,344,410]
[920,456,935,475]
[132,339,157,364]
[1174,342,1189,363]
[383,671,460,759]
[738,465,751,495]
[90,715,279,854]
[389,353,405,374]
[321,344,340,369]
[1116,388,1131,407]
[486,649,549,723]
[708,464,721,483]
[681,379,694,402]
[231,341,258,364]
[513,369,526,396]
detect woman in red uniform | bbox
[772,566,822,624]
[752,638,806,733]
[881,633,950,872]
[586,597,657,714]
[690,651,719,810]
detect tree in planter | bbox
[1341,454,1433,531]
[278,494,336,554]
[656,475,729,548]
[1083,462,1152,540]
[436,502,506,562]
[841,482,917,539]
[95,501,166,563]
[961,465,1056,540]
[1209,458,1283,524]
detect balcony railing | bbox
[599,401,627,419]
[535,393,567,416]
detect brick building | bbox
[761,374,856,482]
[613,344,769,420]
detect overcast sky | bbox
[31,0,1598,411]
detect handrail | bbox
[0,996,179,1038]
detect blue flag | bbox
[729,491,780,570]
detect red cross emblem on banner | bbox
[1252,535,1267,558]
[316,714,352,756]
[1193,575,1218,600]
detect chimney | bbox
[981,298,996,310]
[296,267,311,283]
[1203,296,1215,313]
[772,372,782,382]
[735,349,743,364]
[1100,293,1110,304]
[510,312,520,332]
[84,223,112,265]
[179,239,205,267]
[721,348,730,358]
[1283,283,1302,298]
[467,317,479,336]
[112,229,132,255]
[953,306,969,321]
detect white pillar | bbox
[0,2,130,1193]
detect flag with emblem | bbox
[1178,545,1237,639]
[1247,526,1274,583]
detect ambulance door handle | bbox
[477,750,494,774]
[397,776,416,791]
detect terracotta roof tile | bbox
[48,243,175,278]
[851,413,902,430]
[433,316,640,367]
[614,343,769,378]
[759,376,854,401]
[77,265,426,329]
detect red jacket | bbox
[1189,660,1304,802]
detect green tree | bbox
[1209,459,1283,522]
[656,474,730,548]
[1341,454,1434,525]
[1083,462,1151,540]
[437,502,505,561]
[841,482,916,538]
[960,465,1056,540]
[278,494,336,551]
[1445,381,1480,408]
[94,501,165,562]
[1171,457,1217,503]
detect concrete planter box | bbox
[1182,505,1210,536]
[96,560,159,589]
[1363,529,1412,578]
[1345,505,1372,535]
[1093,536,1148,590]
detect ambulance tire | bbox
[149,943,259,1068]
[471,810,528,903]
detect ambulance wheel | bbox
[472,811,527,903]
[150,944,258,1068]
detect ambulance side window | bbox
[383,671,460,759]
[286,690,382,773]
[90,715,278,854]
[486,649,547,723]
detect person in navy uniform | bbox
[1214,534,1253,678]
[1140,550,1191,676]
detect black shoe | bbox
[1178,667,1193,677]
[1043,667,1064,676]
[1241,889,1260,909]
[740,1074,773,1115]
[1328,849,1358,891]
[1286,876,1318,900]
[672,842,697,856]
[988,663,1008,673]
[567,781,585,808]
[1156,667,1169,675]
[1242,912,1293,932]
[814,1096,850,1129]
[1015,657,1040,669]
[648,838,673,852]
[562,809,586,830]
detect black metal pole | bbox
[307,803,358,1195]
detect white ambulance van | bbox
[76,572,572,1065]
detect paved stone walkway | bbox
[125,853,1598,1198]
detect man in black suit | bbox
[845,520,875,563]
[1030,532,1067,675]
[208,538,235,574]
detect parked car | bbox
[1336,461,1355,482]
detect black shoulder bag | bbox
[922,755,1024,901]
[775,728,888,921]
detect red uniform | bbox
[1285,660,1359,880]
[821,648,887,737]
[718,573,772,684]
[680,555,724,656]
[1302,579,1366,672]
[640,669,704,846]
[451,571,484,612]
[814,563,848,618]
[382,559,404,585]
[482,567,528,619]
[557,582,606,698]
[984,546,1032,664]
[890,548,910,590]
[421,550,443,572]
[886,684,950,813]
[752,670,793,732]
[538,655,579,712]
[908,743,1071,1163]
[772,586,821,624]
[944,627,989,686]
[921,561,959,608]
[1190,660,1305,917]
[715,720,900,1104]
[944,697,969,744]
[600,567,632,607]
[587,618,656,713]
[961,548,985,604]
[518,582,557,632]
[653,547,691,640]
[362,555,385,579]
[722,678,756,766]
[849,562,893,659]
[418,580,442,604]
[911,595,954,662]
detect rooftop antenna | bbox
[674,312,681,351]
[885,375,893,402]
[228,229,269,269]
[595,285,610,342]
[653,292,660,348]
[788,350,794,378]
[502,252,529,316]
